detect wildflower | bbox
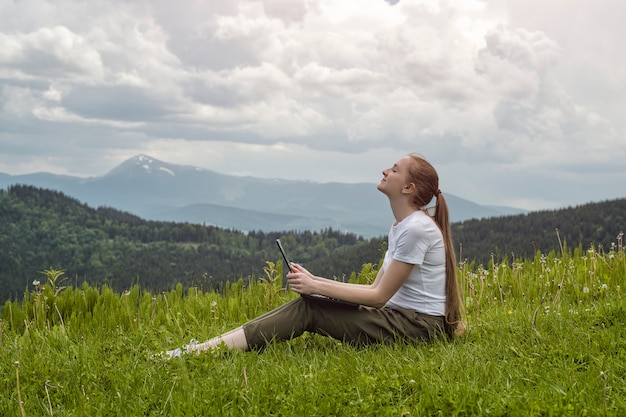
[583,287,590,294]
[601,284,608,290]
[32,280,40,287]
[507,311,513,315]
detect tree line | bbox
[451,200,625,264]
[1,185,624,302]
[0,185,370,302]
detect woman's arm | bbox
[287,261,413,308]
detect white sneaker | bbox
[154,339,198,360]
[165,347,183,358]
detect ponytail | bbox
[408,154,465,338]
[433,192,465,338]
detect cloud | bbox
[1,26,104,80]
[0,0,624,210]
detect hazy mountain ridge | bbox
[0,154,525,237]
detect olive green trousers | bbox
[243,296,445,350]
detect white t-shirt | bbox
[383,210,446,316]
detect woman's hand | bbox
[286,263,318,295]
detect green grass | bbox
[1,245,625,416]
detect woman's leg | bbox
[179,296,444,355]
[182,298,309,354]
[186,326,249,353]
[243,297,444,350]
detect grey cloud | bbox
[0,26,104,79]
[61,85,172,122]
[482,27,561,73]
[470,23,623,170]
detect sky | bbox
[0,0,624,211]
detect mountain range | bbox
[0,154,526,237]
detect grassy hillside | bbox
[1,245,624,415]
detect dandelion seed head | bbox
[583,287,590,294]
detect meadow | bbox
[1,238,624,416]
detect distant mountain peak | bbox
[105,154,182,178]
[133,154,175,176]
[134,154,155,164]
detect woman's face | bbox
[377,156,414,197]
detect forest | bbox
[1,184,624,302]
[452,199,625,263]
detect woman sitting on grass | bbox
[163,154,464,357]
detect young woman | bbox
[164,154,463,357]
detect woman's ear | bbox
[402,182,416,195]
